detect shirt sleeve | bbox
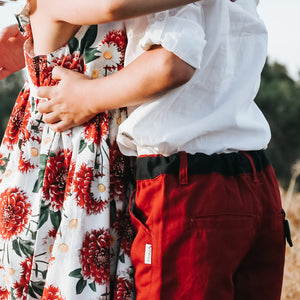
[139,3,206,69]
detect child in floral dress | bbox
[0,1,135,299]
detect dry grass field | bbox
[281,189,300,300]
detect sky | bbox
[0,0,300,80]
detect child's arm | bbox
[0,24,26,80]
[0,0,236,80]
[43,0,235,25]
[37,46,194,132]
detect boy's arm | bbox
[38,2,205,132]
[0,24,26,80]
[37,46,195,132]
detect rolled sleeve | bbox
[139,4,206,69]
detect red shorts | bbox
[130,150,286,300]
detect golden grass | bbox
[281,190,300,300]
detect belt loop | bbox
[179,151,189,185]
[241,151,258,182]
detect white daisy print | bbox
[98,43,122,68]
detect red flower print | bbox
[73,163,108,215]
[114,276,133,300]
[42,149,71,211]
[0,187,31,240]
[26,52,85,87]
[25,52,39,86]
[113,211,135,257]
[102,30,127,54]
[48,227,57,238]
[52,53,85,73]
[13,257,33,299]
[18,151,35,174]
[42,285,65,300]
[65,161,75,196]
[40,53,85,86]
[18,155,35,174]
[110,142,129,201]
[83,112,109,145]
[80,228,111,285]
[2,88,30,149]
[0,287,10,300]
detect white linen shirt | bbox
[117,0,270,156]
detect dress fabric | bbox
[0,7,134,300]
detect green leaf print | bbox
[12,239,22,257]
[19,239,34,257]
[80,25,98,54]
[31,280,45,296]
[50,210,62,232]
[119,253,125,264]
[35,262,38,277]
[31,230,37,240]
[33,153,50,193]
[18,139,22,150]
[49,151,57,158]
[32,170,44,193]
[39,154,49,170]
[0,155,9,173]
[41,270,48,280]
[28,285,38,299]
[84,48,100,64]
[37,204,50,229]
[76,278,87,295]
[10,288,16,300]
[89,281,96,292]
[32,116,44,133]
[69,37,79,54]
[31,96,36,112]
[88,142,95,153]
[69,268,83,279]
[101,289,110,298]
[79,139,87,154]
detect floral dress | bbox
[0,2,134,299]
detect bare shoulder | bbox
[30,0,80,55]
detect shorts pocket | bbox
[189,213,257,230]
[129,190,153,299]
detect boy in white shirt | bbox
[116,1,289,299]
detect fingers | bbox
[51,66,67,81]
[37,98,52,114]
[37,86,51,99]
[42,112,61,125]
[42,110,72,132]
[49,121,72,133]
[37,66,75,100]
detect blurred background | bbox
[1,0,300,299]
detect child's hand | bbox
[0,24,26,80]
[37,66,97,132]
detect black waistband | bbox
[136,150,271,180]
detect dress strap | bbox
[15,0,32,38]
